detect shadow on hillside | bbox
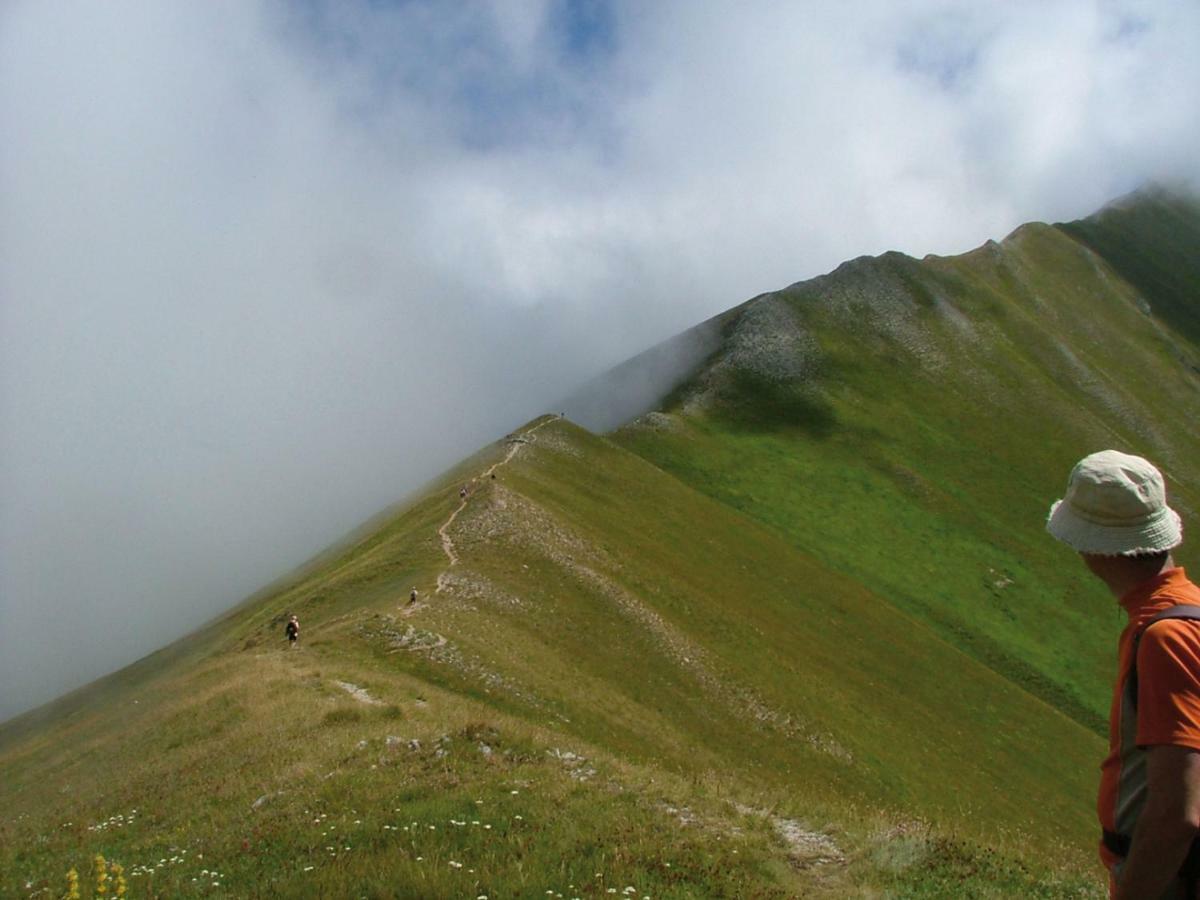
[1060,193,1200,353]
[711,369,838,438]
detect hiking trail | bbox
[431,416,559,597]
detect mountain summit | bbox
[4,189,1199,897]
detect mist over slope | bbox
[5,188,1199,896]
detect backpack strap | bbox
[1129,604,1200,712]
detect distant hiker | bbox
[285,615,299,648]
[1047,450,1200,898]
[460,486,468,499]
[409,587,418,606]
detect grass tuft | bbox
[321,708,363,726]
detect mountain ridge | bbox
[612,187,1200,740]
[5,187,1200,896]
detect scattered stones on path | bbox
[734,803,845,869]
[434,416,559,595]
[333,681,382,705]
[772,817,845,868]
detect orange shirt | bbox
[1098,567,1200,877]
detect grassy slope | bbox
[615,202,1200,747]
[1,418,1102,897]
[9,192,1195,898]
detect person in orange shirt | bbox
[1048,450,1200,899]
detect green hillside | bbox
[5,189,1198,897]
[1059,185,1200,352]
[615,191,1200,740]
[0,416,1102,897]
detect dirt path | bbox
[432,416,559,596]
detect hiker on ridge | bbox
[409,587,418,606]
[285,615,300,648]
[1047,450,1200,898]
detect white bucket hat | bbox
[1046,450,1183,556]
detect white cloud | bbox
[2,0,1197,719]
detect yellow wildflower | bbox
[110,861,127,898]
[64,867,81,900]
[93,853,109,896]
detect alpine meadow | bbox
[3,186,1200,898]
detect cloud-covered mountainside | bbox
[3,188,1198,896]
[6,0,1200,725]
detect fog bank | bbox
[3,0,1198,721]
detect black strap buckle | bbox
[1103,828,1130,857]
[1104,829,1200,877]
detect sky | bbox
[2,0,1199,721]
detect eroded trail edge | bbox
[435,416,558,594]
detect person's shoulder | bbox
[1141,614,1200,657]
[1137,617,1200,709]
